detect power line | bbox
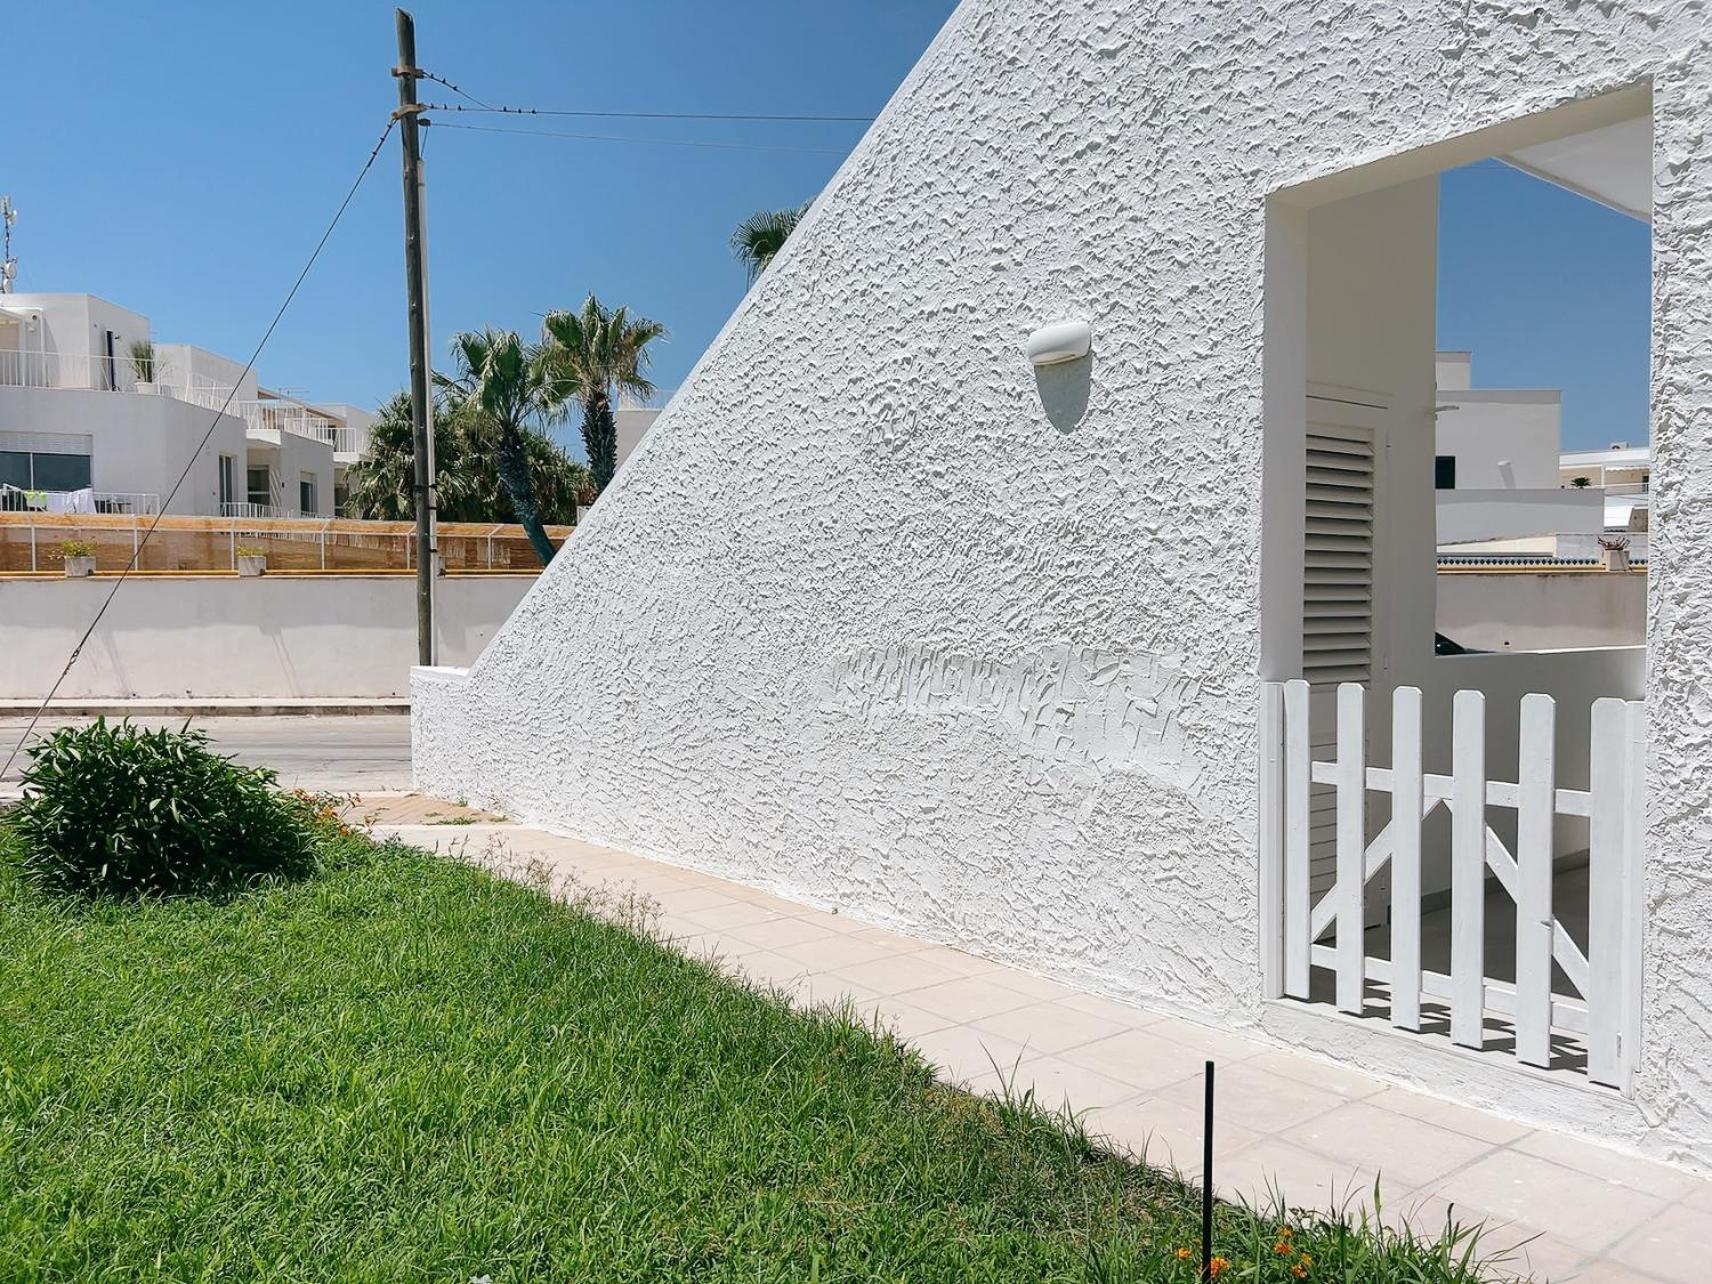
[418,100,876,124]
[0,118,399,784]
[429,121,848,156]
[416,68,492,110]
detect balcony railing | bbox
[0,348,154,391]
[1,484,159,515]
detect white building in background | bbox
[0,292,374,517]
[1561,440,1652,533]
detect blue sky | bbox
[5,3,1647,453]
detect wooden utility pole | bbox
[395,8,436,666]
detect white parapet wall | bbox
[0,574,534,699]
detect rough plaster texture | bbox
[417,2,1712,1166]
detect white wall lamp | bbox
[1024,319,1092,367]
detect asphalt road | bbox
[0,715,413,797]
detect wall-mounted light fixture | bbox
[1024,319,1092,367]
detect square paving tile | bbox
[1000,1052,1148,1113]
[902,976,1037,1023]
[1604,1202,1712,1284]
[1060,1027,1219,1093]
[1412,1148,1669,1254]
[1245,1048,1388,1102]
[682,900,785,931]
[1361,1087,1536,1145]
[1510,1129,1707,1203]
[971,998,1137,1056]
[856,998,958,1042]
[725,915,840,952]
[829,952,971,997]
[909,1024,1030,1087]
[1157,1061,1348,1135]
[776,931,909,972]
[1209,1136,1385,1214]
[1281,1099,1500,1190]
[1085,1094,1265,1177]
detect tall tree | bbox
[730,204,807,284]
[539,295,667,493]
[437,329,568,565]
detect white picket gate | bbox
[1258,680,1645,1089]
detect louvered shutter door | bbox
[1303,396,1382,907]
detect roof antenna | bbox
[0,197,17,294]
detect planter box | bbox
[63,556,96,578]
[1603,548,1632,573]
[237,555,267,578]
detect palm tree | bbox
[730,203,807,284]
[438,329,566,565]
[345,389,591,527]
[539,295,666,493]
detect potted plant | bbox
[128,339,158,392]
[1570,475,1592,489]
[1599,534,1632,573]
[235,543,268,577]
[59,539,97,578]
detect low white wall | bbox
[1435,488,1604,543]
[0,574,534,699]
[1438,569,1645,651]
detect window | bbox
[0,448,92,493]
[218,455,236,508]
[299,473,317,516]
[1434,455,1457,490]
[247,465,272,509]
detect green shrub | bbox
[9,719,315,896]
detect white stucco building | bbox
[0,293,373,517]
[414,3,1712,1173]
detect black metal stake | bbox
[1201,1059,1215,1280]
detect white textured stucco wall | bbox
[415,2,1712,1167]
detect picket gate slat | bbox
[1588,698,1626,1086]
[1390,686,1423,1032]
[1620,700,1646,1088]
[1335,684,1366,1013]
[1451,690,1486,1050]
[1283,679,1311,999]
[1516,694,1556,1067]
[1259,682,1285,1000]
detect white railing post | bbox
[1283,679,1311,998]
[1620,699,1646,1089]
[1516,693,1557,1068]
[1335,682,1366,1014]
[1391,685,1423,1032]
[1451,689,1486,1049]
[1588,697,1628,1086]
[1259,682,1285,1000]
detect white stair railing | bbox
[1259,679,1645,1089]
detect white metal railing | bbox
[1,484,159,515]
[220,501,300,520]
[1260,679,1644,1089]
[0,348,156,391]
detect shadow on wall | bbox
[1035,352,1094,433]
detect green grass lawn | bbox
[0,822,1511,1283]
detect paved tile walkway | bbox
[371,807,1711,1284]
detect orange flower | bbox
[1274,1241,1292,1255]
[1277,1226,1293,1238]
[1298,1253,1312,1266]
[1292,1266,1308,1280]
[1208,1257,1231,1278]
[1175,1247,1193,1260]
